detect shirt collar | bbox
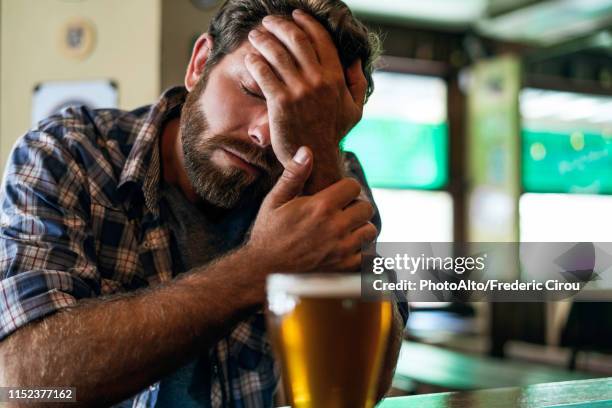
[118,86,188,216]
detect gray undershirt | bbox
[154,182,260,408]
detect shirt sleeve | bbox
[0,130,100,341]
[342,151,409,325]
[343,151,381,234]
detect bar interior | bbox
[0,0,611,407]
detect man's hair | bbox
[206,0,381,101]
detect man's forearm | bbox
[0,246,266,407]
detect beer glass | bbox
[266,273,392,408]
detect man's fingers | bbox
[244,52,285,100]
[339,199,375,232]
[261,16,320,71]
[263,146,313,208]
[334,222,377,265]
[314,178,362,210]
[330,252,362,272]
[346,59,367,107]
[342,222,378,254]
[352,222,378,247]
[324,222,377,272]
[248,28,301,85]
[291,9,342,70]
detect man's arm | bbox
[0,144,376,406]
[0,248,266,407]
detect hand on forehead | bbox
[241,8,368,169]
[244,10,367,106]
[256,10,342,71]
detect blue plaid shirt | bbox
[0,86,408,407]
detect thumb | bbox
[264,146,313,208]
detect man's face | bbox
[180,41,283,209]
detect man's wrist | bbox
[175,245,271,325]
[229,243,274,307]
[238,242,272,274]
[304,144,343,194]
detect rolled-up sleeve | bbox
[343,151,382,234]
[0,130,100,341]
[343,151,409,325]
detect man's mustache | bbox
[206,135,280,176]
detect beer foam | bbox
[267,273,362,297]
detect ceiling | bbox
[345,0,612,46]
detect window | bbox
[520,88,612,242]
[342,71,453,242]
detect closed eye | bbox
[240,83,265,101]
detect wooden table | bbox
[379,377,612,407]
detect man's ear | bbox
[185,33,214,91]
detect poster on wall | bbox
[32,80,118,126]
[467,55,521,244]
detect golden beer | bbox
[266,274,392,408]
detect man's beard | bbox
[179,81,282,209]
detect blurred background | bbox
[1,0,611,397]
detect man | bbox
[0,0,408,406]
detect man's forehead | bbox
[215,41,260,78]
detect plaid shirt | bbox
[0,86,408,407]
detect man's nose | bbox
[248,117,271,147]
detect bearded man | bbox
[0,1,408,406]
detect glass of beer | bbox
[266,273,392,408]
